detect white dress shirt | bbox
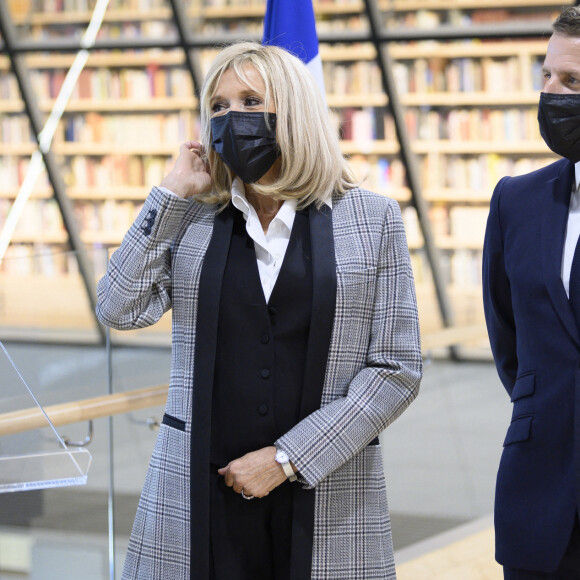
[561,161,580,297]
[230,178,297,302]
[159,178,331,303]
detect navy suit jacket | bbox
[483,158,580,572]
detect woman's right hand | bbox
[159,140,212,199]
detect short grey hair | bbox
[553,7,580,37]
[197,41,358,208]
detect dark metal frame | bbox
[0,1,564,346]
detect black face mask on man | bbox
[210,111,280,184]
[538,92,580,164]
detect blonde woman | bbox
[97,41,422,580]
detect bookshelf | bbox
[0,0,569,345]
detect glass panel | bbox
[0,340,91,492]
[109,326,171,573]
[0,249,111,577]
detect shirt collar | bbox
[230,177,331,223]
[575,161,580,192]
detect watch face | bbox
[276,450,289,464]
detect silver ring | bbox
[241,489,254,500]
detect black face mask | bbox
[210,111,280,184]
[538,92,580,163]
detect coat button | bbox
[258,404,269,416]
[260,368,271,379]
[261,333,270,344]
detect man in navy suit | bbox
[483,7,580,579]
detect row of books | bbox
[1,198,142,240]
[0,198,64,235]
[0,157,49,189]
[57,111,198,145]
[26,0,166,12]
[30,105,539,146]
[0,239,483,289]
[1,244,77,276]
[392,56,544,94]
[385,8,559,30]
[421,154,554,192]
[68,155,171,188]
[30,67,194,101]
[409,249,483,289]
[0,145,555,194]
[403,107,541,142]
[0,52,545,103]
[24,20,175,40]
[74,199,143,232]
[2,195,490,246]
[323,61,383,97]
[346,153,554,193]
[0,243,111,277]
[402,204,490,243]
[333,106,542,143]
[0,116,33,145]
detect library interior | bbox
[0,0,573,578]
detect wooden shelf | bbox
[0,97,197,114]
[0,186,496,204]
[400,91,542,107]
[9,0,564,26]
[11,2,366,26]
[0,40,550,72]
[11,230,125,245]
[407,236,485,250]
[385,0,565,9]
[0,143,37,155]
[0,92,543,113]
[0,92,543,114]
[53,142,177,156]
[320,40,549,62]
[0,187,149,200]
[341,139,554,155]
[376,187,495,203]
[0,140,551,158]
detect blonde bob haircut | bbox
[197,41,358,207]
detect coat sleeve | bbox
[482,177,518,394]
[275,199,422,487]
[96,187,192,331]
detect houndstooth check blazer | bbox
[96,185,422,580]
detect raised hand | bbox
[159,140,212,199]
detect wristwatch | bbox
[275,449,297,482]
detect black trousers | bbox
[209,466,294,580]
[503,518,580,579]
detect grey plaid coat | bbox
[96,186,422,580]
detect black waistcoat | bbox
[210,207,313,466]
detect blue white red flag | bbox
[262,0,326,97]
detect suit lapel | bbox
[541,160,580,348]
[299,203,337,418]
[190,203,234,580]
[291,203,336,580]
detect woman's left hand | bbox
[218,446,287,498]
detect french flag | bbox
[262,0,326,97]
